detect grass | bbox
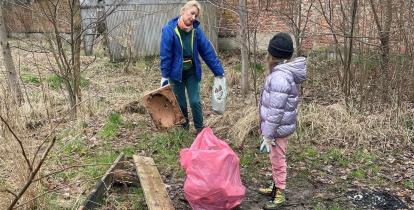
[346,149,380,180]
[49,118,123,181]
[304,147,319,159]
[352,149,376,164]
[348,169,365,180]
[110,62,122,68]
[322,148,350,167]
[47,74,90,89]
[329,203,345,210]
[21,73,40,85]
[98,112,122,139]
[128,128,196,178]
[121,145,135,157]
[63,137,87,154]
[289,144,381,183]
[234,63,264,75]
[114,85,135,93]
[44,193,67,210]
[143,55,158,70]
[47,74,62,89]
[314,201,348,210]
[239,148,257,168]
[238,142,269,181]
[403,179,414,190]
[132,188,147,210]
[145,129,193,176]
[82,151,119,179]
[104,187,147,210]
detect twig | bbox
[7,137,57,210]
[2,189,18,199]
[80,55,97,74]
[10,45,50,54]
[0,115,33,172]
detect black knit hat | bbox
[268,32,294,59]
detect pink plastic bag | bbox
[180,127,246,210]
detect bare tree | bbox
[369,0,392,102]
[36,0,83,118]
[344,0,358,106]
[277,0,314,57]
[250,0,262,103]
[316,0,346,80]
[0,3,24,106]
[239,0,249,95]
[73,0,82,107]
[315,0,360,98]
[397,0,414,102]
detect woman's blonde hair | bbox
[180,1,202,17]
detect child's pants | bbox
[269,138,288,189]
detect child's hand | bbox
[260,136,275,153]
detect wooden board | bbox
[78,153,125,210]
[133,155,175,210]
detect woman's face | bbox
[181,6,199,26]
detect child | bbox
[258,32,307,210]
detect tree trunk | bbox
[239,0,249,95]
[71,0,82,117]
[369,0,392,103]
[0,6,23,106]
[380,0,392,103]
[318,0,345,82]
[295,0,302,57]
[344,0,358,107]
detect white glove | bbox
[260,136,275,153]
[160,77,169,87]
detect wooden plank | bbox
[133,155,175,210]
[78,153,125,210]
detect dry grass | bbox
[229,106,259,147]
[204,79,260,146]
[297,102,414,151]
[0,92,40,209]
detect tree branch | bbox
[7,137,57,210]
[2,189,18,199]
[0,115,33,172]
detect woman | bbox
[160,0,225,134]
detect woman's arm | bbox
[197,29,224,77]
[160,26,174,78]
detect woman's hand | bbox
[160,77,169,87]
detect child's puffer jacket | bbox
[260,57,307,139]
